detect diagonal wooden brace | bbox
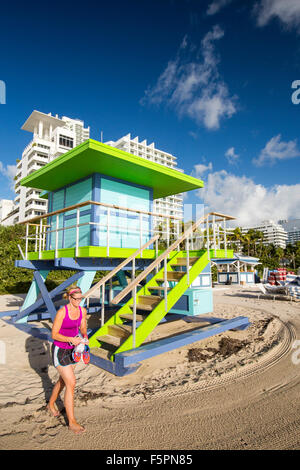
[14,271,85,323]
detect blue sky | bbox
[0,0,300,226]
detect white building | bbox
[105,133,184,224]
[5,110,90,224]
[278,219,300,245]
[0,199,14,225]
[242,220,288,249]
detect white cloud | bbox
[194,162,213,177]
[194,165,300,226]
[0,162,17,191]
[207,0,233,16]
[141,26,237,130]
[254,0,300,32]
[225,146,239,164]
[253,134,300,166]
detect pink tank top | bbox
[54,305,83,349]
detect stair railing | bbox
[82,234,160,326]
[111,211,235,347]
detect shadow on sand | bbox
[25,336,68,425]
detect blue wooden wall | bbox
[46,173,153,250]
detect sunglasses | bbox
[71,295,83,301]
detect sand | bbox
[0,285,300,450]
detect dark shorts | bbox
[51,344,76,367]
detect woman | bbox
[48,285,88,434]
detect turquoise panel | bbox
[99,177,151,248]
[49,189,64,249]
[64,213,91,248]
[65,177,92,217]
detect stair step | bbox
[138,295,162,305]
[108,324,131,338]
[156,272,185,282]
[129,303,154,311]
[96,334,123,347]
[119,313,147,322]
[171,257,199,266]
[147,286,172,291]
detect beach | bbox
[0,285,300,450]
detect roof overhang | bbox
[21,110,64,132]
[19,139,204,199]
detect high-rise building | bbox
[5,110,90,224]
[105,133,184,224]
[242,220,288,249]
[0,199,14,225]
[278,219,300,245]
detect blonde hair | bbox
[63,285,82,300]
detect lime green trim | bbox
[19,139,204,199]
[26,247,234,261]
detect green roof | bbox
[20,139,204,199]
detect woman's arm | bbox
[80,308,88,342]
[52,308,82,346]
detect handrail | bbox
[83,233,160,302]
[111,211,235,305]
[19,199,182,225]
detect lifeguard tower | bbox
[8,139,250,376]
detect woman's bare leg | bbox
[48,376,65,416]
[56,364,85,433]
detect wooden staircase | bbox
[89,251,209,358]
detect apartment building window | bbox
[59,135,74,148]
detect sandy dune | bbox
[0,285,299,450]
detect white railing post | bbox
[43,224,46,251]
[132,258,135,281]
[223,217,227,257]
[35,225,38,252]
[39,219,42,259]
[106,208,110,257]
[213,214,216,257]
[132,286,136,348]
[139,213,142,250]
[155,238,159,274]
[25,224,29,260]
[109,278,113,306]
[206,218,210,260]
[186,234,190,285]
[167,218,170,248]
[101,283,105,327]
[76,208,80,257]
[55,215,59,259]
[177,221,180,251]
[164,258,168,312]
